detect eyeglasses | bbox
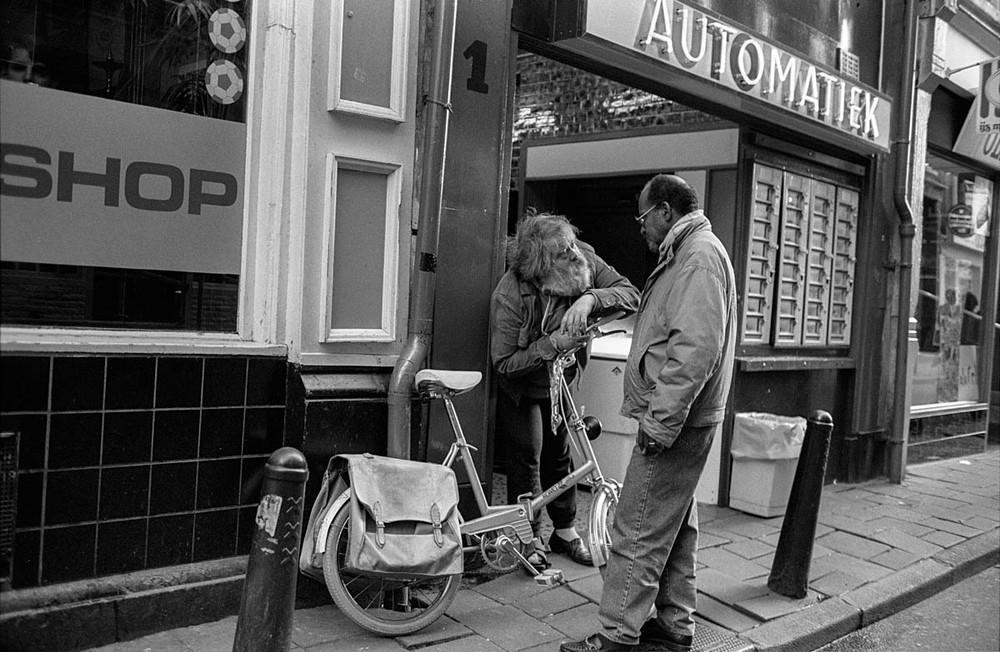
[634,202,664,225]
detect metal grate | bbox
[837,48,860,80]
[0,431,18,590]
[693,619,755,652]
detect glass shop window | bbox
[912,152,994,406]
[0,0,251,331]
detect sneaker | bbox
[559,632,635,651]
[548,533,594,566]
[639,619,693,652]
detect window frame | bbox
[327,0,410,123]
[318,153,402,343]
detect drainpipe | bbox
[888,0,919,483]
[387,0,458,459]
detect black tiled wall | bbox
[1,354,287,589]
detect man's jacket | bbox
[621,211,737,446]
[491,242,639,403]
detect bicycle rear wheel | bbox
[586,481,620,568]
[322,499,461,636]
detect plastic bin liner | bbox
[731,412,806,460]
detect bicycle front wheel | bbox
[322,498,461,636]
[586,480,620,568]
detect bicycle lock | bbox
[234,447,309,651]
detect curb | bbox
[737,529,1000,652]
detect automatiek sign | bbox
[584,0,892,151]
[0,81,244,274]
[953,57,1000,172]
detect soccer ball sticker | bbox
[205,59,244,105]
[208,8,247,54]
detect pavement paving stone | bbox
[470,570,551,604]
[817,514,884,538]
[695,568,771,605]
[458,604,564,650]
[722,539,773,560]
[290,605,367,647]
[809,551,892,584]
[809,570,871,596]
[445,586,503,618]
[919,516,984,538]
[541,602,601,640]
[867,528,943,557]
[931,527,1000,569]
[698,547,771,581]
[542,559,600,583]
[920,530,967,548]
[869,547,920,570]
[175,616,238,652]
[699,532,734,548]
[708,517,781,540]
[418,635,505,651]
[816,530,891,560]
[841,558,952,628]
[864,516,934,537]
[515,585,589,619]
[84,629,193,652]
[962,516,997,532]
[565,573,603,604]
[695,593,762,633]
[734,589,822,621]
[740,597,860,652]
[302,636,403,651]
[958,502,1000,520]
[394,616,471,649]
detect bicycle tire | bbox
[586,481,620,568]
[322,497,461,636]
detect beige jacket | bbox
[620,211,737,446]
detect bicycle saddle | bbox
[415,369,482,395]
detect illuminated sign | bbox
[584,0,892,151]
[953,57,1000,172]
[0,81,244,274]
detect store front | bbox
[908,13,1000,467]
[510,0,900,499]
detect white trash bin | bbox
[729,412,806,517]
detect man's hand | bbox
[561,294,597,336]
[637,428,666,456]
[549,329,589,353]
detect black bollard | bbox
[234,447,309,652]
[767,410,833,599]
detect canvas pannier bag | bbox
[340,453,462,578]
[299,456,351,582]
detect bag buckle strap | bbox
[373,500,386,548]
[430,503,444,547]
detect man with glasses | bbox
[562,174,737,652]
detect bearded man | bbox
[490,212,639,570]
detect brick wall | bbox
[511,54,727,191]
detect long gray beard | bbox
[541,261,593,296]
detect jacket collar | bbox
[657,210,710,265]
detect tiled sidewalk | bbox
[85,449,999,652]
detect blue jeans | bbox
[598,424,716,644]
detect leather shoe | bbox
[559,632,634,651]
[549,533,594,566]
[639,619,692,652]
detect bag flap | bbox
[338,453,458,523]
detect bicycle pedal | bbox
[533,568,564,586]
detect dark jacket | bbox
[490,242,639,402]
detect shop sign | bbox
[0,81,244,275]
[953,57,1000,172]
[585,0,892,151]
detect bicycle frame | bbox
[439,351,613,546]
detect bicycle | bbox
[315,315,628,636]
